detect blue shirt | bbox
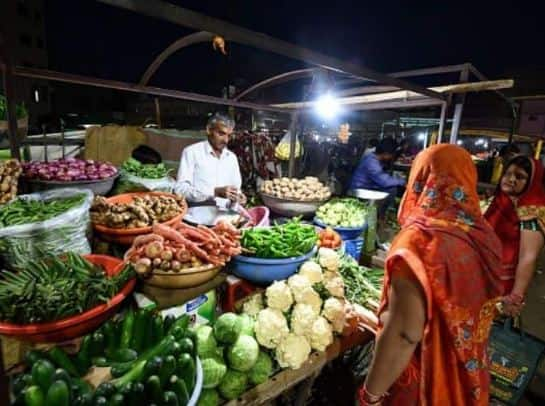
[349,153,405,191]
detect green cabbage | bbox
[238,314,254,337]
[197,388,220,406]
[196,325,218,359]
[213,312,242,344]
[201,358,227,389]
[248,351,273,385]
[227,335,259,372]
[218,369,248,400]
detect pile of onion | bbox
[22,158,117,182]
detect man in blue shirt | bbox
[349,138,405,216]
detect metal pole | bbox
[438,101,447,143]
[154,97,162,128]
[449,65,470,144]
[14,66,290,113]
[0,15,21,160]
[287,112,298,178]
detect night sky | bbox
[45,0,545,97]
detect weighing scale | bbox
[347,188,389,253]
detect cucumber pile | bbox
[12,311,198,406]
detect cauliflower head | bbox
[291,303,318,336]
[287,274,312,301]
[296,287,322,315]
[298,261,323,284]
[254,308,289,349]
[318,247,340,272]
[275,333,311,369]
[242,293,264,317]
[265,280,293,312]
[322,297,346,333]
[307,316,334,351]
[323,271,345,298]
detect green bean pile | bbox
[241,218,317,258]
[0,194,86,227]
[0,253,134,324]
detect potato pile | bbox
[261,177,331,201]
[0,160,21,204]
[91,194,186,228]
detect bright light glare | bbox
[475,138,485,146]
[315,93,339,119]
[417,133,426,141]
[457,140,463,145]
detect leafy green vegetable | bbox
[201,358,227,389]
[218,369,248,400]
[0,94,27,120]
[121,158,170,179]
[238,314,254,337]
[227,335,259,372]
[337,254,383,311]
[196,325,218,359]
[213,313,241,344]
[248,351,273,385]
[241,218,317,259]
[316,198,368,228]
[197,388,220,406]
[0,253,134,324]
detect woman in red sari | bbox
[484,155,545,316]
[360,144,502,406]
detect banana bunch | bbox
[275,141,302,160]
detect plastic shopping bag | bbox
[488,318,545,405]
[275,131,303,161]
[112,172,175,194]
[0,188,93,269]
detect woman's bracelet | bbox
[359,384,388,405]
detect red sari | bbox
[484,158,545,294]
[377,145,502,405]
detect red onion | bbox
[23,158,117,182]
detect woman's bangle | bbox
[359,384,387,405]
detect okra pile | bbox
[12,312,197,406]
[0,253,134,324]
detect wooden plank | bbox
[273,79,514,109]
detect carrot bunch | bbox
[125,220,242,276]
[317,227,342,249]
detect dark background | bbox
[45,0,545,97]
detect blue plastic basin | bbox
[230,247,317,285]
[313,218,367,240]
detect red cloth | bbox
[484,158,545,292]
[375,145,502,406]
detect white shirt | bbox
[175,141,242,203]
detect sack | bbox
[488,318,545,405]
[84,125,147,166]
[0,188,93,270]
[111,172,174,195]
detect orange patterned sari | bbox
[380,145,503,405]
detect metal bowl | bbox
[23,173,119,196]
[260,192,327,218]
[143,264,222,289]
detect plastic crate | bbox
[344,237,365,261]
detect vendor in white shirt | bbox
[175,113,246,207]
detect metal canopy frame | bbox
[1,0,510,165]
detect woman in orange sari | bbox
[359,144,502,405]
